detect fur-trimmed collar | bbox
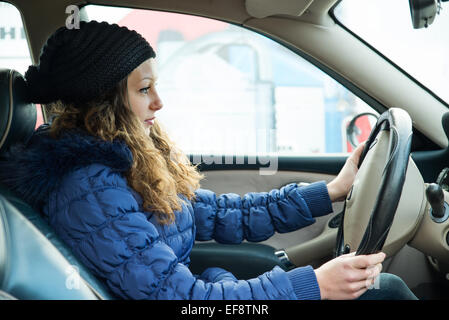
[0,124,133,211]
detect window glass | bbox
[83,5,377,155]
[334,0,449,105]
[0,2,43,128]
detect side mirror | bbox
[409,0,439,29]
[346,112,379,149]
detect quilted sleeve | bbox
[50,168,302,300]
[192,181,333,243]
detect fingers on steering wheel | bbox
[366,263,382,278]
[345,265,379,282]
[348,278,372,292]
[351,141,366,161]
[352,252,386,269]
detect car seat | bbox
[0,68,116,300]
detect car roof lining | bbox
[9,0,338,63]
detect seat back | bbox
[0,192,100,299]
[0,69,115,299]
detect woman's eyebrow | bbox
[141,76,157,81]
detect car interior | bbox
[1,0,449,300]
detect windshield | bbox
[334,0,449,105]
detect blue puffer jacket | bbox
[0,125,334,300]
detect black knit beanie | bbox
[24,20,156,105]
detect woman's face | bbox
[127,58,163,134]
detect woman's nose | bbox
[150,93,163,111]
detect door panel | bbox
[190,156,346,276]
[197,168,343,250]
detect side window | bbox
[0,2,43,128]
[83,5,377,155]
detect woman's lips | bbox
[144,117,155,125]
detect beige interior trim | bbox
[199,169,336,196]
[285,223,337,267]
[245,0,313,19]
[410,190,449,266]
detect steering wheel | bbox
[335,108,413,257]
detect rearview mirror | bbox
[346,112,379,149]
[409,0,439,28]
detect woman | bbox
[0,21,416,300]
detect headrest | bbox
[0,69,37,155]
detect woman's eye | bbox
[140,86,150,94]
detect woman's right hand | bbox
[314,252,386,300]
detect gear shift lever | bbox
[426,183,446,219]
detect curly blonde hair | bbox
[46,77,204,224]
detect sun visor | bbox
[245,0,314,18]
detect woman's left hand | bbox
[327,142,366,202]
